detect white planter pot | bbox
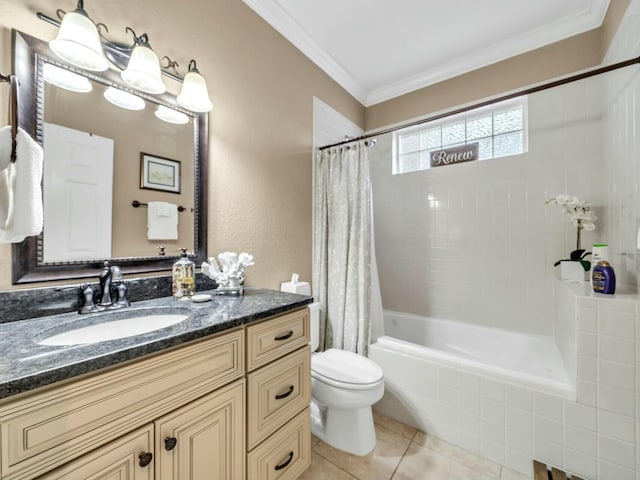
[560,260,589,283]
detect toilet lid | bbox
[312,349,383,386]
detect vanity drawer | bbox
[246,308,309,371]
[36,424,154,480]
[247,346,310,449]
[0,329,243,480]
[247,407,311,480]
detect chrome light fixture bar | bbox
[37,3,213,112]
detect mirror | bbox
[11,30,208,284]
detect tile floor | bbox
[299,412,532,480]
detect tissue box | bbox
[280,273,311,295]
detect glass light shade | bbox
[177,70,213,112]
[121,44,166,94]
[49,10,109,72]
[155,105,189,125]
[43,63,92,93]
[104,87,145,111]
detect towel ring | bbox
[0,72,19,164]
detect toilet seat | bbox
[312,348,383,390]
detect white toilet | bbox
[307,302,384,456]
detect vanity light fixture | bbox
[43,63,92,93]
[155,105,189,125]
[103,86,145,111]
[177,60,213,112]
[38,4,213,113]
[48,0,109,72]
[121,28,166,95]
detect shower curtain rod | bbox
[319,55,640,151]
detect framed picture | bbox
[140,153,181,194]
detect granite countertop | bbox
[0,287,312,401]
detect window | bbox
[393,97,528,174]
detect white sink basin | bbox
[39,313,190,346]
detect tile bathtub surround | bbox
[0,273,218,323]
[372,281,640,480]
[299,412,528,480]
[370,66,609,338]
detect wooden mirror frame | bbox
[11,30,208,284]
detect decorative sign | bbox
[430,143,479,168]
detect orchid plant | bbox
[546,194,597,271]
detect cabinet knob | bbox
[274,451,294,471]
[275,385,295,400]
[164,436,178,451]
[274,330,294,341]
[138,451,153,467]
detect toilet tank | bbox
[308,302,320,351]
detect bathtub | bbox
[369,310,575,400]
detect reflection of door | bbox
[43,123,114,262]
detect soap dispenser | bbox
[172,248,195,299]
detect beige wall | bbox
[0,0,364,290]
[365,0,631,131]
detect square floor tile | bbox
[373,412,418,440]
[413,431,501,479]
[313,424,411,480]
[393,442,494,480]
[298,452,358,480]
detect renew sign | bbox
[430,143,479,168]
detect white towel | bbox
[147,201,178,240]
[0,127,43,243]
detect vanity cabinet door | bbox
[36,425,154,480]
[155,379,245,480]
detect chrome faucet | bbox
[79,261,129,314]
[98,261,113,307]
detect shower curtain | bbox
[313,140,383,355]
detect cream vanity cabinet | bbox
[245,308,312,480]
[0,329,245,480]
[0,306,312,480]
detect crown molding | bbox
[244,0,610,107]
[366,0,610,105]
[242,0,367,104]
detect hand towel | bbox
[147,201,178,240]
[0,127,44,243]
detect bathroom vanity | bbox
[0,289,312,480]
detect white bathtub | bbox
[370,310,575,399]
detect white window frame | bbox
[392,97,529,174]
